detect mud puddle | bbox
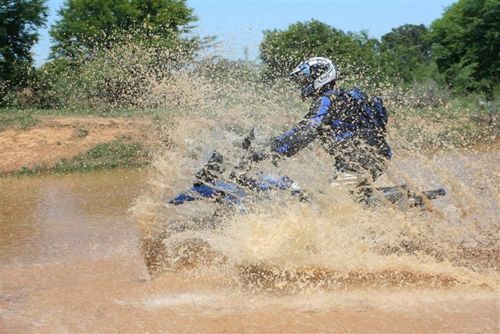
[1,150,499,333]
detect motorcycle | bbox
[141,132,446,275]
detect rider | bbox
[253,57,392,197]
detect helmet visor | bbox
[289,63,312,86]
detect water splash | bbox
[132,117,498,292]
[121,41,498,292]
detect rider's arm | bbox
[270,96,331,157]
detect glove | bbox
[249,148,283,166]
[236,148,282,172]
[249,149,269,162]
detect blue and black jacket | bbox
[270,88,392,176]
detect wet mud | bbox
[1,147,499,333]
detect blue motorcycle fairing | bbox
[168,174,298,206]
[259,175,295,190]
[169,193,198,205]
[169,183,219,205]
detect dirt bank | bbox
[0,115,158,174]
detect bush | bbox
[5,36,197,110]
[399,80,451,109]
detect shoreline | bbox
[1,109,497,177]
[0,113,160,176]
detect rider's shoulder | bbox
[323,88,342,98]
[345,87,368,101]
[311,95,332,111]
[319,89,348,108]
[322,88,357,100]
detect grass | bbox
[0,105,174,118]
[391,112,497,150]
[1,95,497,177]
[13,140,149,177]
[385,94,498,149]
[0,106,173,138]
[0,107,158,177]
[0,112,39,131]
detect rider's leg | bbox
[335,144,389,202]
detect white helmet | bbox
[289,57,338,99]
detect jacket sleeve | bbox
[270,96,331,157]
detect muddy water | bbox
[1,151,499,333]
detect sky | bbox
[33,0,457,65]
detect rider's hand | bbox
[236,147,283,171]
[250,149,282,166]
[249,150,269,162]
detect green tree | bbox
[429,0,499,94]
[0,0,47,87]
[259,20,382,87]
[380,24,434,83]
[50,0,197,58]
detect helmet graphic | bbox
[289,57,338,99]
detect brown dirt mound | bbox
[236,264,460,292]
[0,116,156,173]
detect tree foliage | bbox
[380,24,434,83]
[260,20,381,84]
[429,0,499,94]
[0,0,47,86]
[50,0,197,58]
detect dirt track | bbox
[0,116,156,173]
